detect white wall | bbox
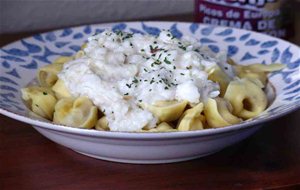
[0,0,194,34]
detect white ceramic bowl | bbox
[1,22,299,164]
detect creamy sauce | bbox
[58,29,221,131]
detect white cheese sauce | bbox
[58,29,221,131]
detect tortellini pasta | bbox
[52,79,72,99]
[145,122,177,132]
[53,97,98,129]
[224,78,268,119]
[204,98,241,128]
[95,116,109,131]
[208,65,231,96]
[81,43,87,50]
[37,56,73,87]
[21,86,57,120]
[22,48,285,132]
[144,100,188,122]
[242,63,285,72]
[74,50,85,59]
[177,103,205,131]
[234,63,285,87]
[235,65,268,86]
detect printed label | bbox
[195,0,293,38]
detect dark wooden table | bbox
[1,15,300,190]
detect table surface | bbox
[1,13,300,190]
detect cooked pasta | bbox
[52,79,72,99]
[95,116,109,131]
[235,65,268,86]
[37,56,73,87]
[177,103,205,131]
[21,86,57,120]
[207,65,231,97]
[53,97,98,128]
[21,29,285,132]
[144,100,188,122]
[148,122,177,132]
[224,78,268,119]
[204,98,241,128]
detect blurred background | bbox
[0,0,299,44]
[0,0,194,34]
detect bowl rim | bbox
[1,20,300,48]
[1,21,300,139]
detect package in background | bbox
[195,0,294,39]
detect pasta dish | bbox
[21,29,284,132]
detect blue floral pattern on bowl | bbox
[1,22,299,125]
